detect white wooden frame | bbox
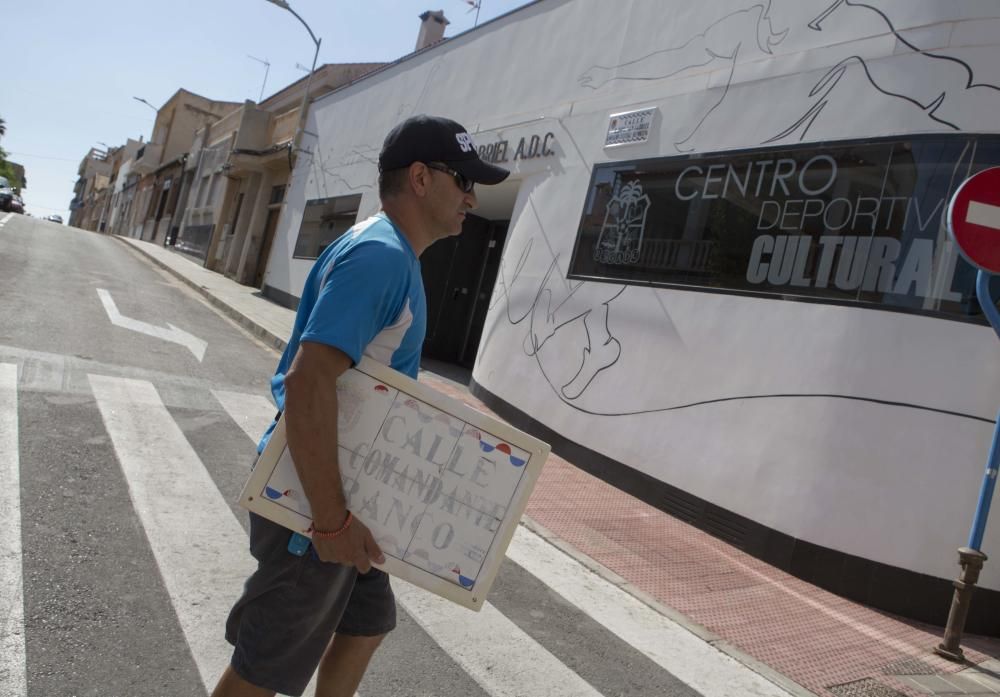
[239,357,550,610]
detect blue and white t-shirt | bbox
[258,213,426,451]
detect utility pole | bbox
[264,0,321,160]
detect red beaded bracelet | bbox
[311,512,353,540]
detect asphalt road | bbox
[0,213,788,697]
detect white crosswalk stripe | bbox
[507,527,792,697]
[0,363,26,697]
[211,387,324,696]
[394,578,605,696]
[88,374,256,693]
[104,380,339,697]
[211,388,276,443]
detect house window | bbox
[208,175,222,207]
[568,134,1000,321]
[293,194,362,260]
[269,185,286,205]
[196,175,210,208]
[155,177,173,220]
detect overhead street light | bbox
[133,96,158,112]
[264,0,321,160]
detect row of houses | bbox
[68,11,449,288]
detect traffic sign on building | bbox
[947,166,1000,274]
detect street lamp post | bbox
[133,96,158,112]
[132,98,158,156]
[264,0,321,160]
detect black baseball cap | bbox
[378,115,510,185]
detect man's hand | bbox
[312,518,385,573]
[284,341,368,568]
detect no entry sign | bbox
[947,166,1000,274]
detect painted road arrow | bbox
[96,288,207,362]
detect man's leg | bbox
[219,514,360,697]
[314,633,387,697]
[211,666,276,697]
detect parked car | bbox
[0,181,22,213]
[45,214,63,224]
[1,191,24,214]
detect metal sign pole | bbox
[970,271,1000,551]
[935,269,998,661]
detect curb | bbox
[120,233,817,697]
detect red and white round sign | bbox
[947,166,1000,274]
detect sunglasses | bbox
[425,162,475,193]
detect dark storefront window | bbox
[293,194,362,260]
[174,224,214,261]
[569,135,1000,321]
[155,177,172,221]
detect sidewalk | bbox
[118,236,1000,697]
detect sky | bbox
[0,0,533,221]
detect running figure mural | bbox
[496,0,1000,410]
[579,0,1000,149]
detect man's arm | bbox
[284,340,383,571]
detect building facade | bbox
[261,0,1000,634]
[128,89,242,244]
[172,62,384,286]
[103,139,144,236]
[68,148,112,230]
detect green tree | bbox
[0,161,23,189]
[0,115,23,189]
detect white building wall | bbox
[265,0,1000,590]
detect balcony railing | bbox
[638,238,716,273]
[269,108,298,146]
[212,107,244,143]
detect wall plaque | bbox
[605,107,656,147]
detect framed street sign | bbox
[947,166,1000,274]
[239,357,550,611]
[605,107,657,147]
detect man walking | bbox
[212,115,509,697]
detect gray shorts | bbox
[225,512,397,696]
